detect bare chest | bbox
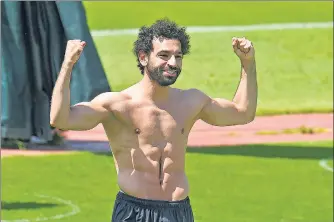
[130,106,186,145]
[108,101,192,149]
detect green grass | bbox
[93,28,333,115]
[83,2,333,30]
[328,160,334,168]
[81,1,333,115]
[2,141,333,222]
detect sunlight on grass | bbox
[83,2,333,30]
[1,193,75,221]
[2,141,333,222]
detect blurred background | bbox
[1,1,333,222]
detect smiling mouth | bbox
[163,71,177,77]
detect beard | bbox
[146,62,181,87]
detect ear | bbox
[138,51,148,66]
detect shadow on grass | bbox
[93,151,113,157]
[65,140,333,160]
[187,144,333,160]
[1,201,59,210]
[91,143,333,160]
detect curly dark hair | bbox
[133,18,191,74]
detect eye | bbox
[159,54,168,58]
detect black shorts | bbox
[111,191,194,222]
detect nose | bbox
[167,56,177,67]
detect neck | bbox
[139,73,170,101]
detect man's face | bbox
[146,38,183,87]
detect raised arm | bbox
[50,40,109,131]
[198,37,258,126]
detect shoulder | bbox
[180,88,211,104]
[91,92,132,107]
[172,88,211,112]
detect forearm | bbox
[50,61,74,126]
[232,60,258,120]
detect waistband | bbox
[115,191,191,209]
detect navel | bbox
[134,128,141,134]
[181,128,184,134]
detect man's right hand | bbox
[64,40,86,64]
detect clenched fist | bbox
[64,40,86,64]
[232,37,255,62]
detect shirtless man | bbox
[50,18,257,222]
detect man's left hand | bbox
[232,37,255,62]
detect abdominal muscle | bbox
[114,152,189,201]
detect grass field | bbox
[2,141,333,222]
[83,2,333,30]
[79,2,334,115]
[92,28,333,115]
[1,2,333,222]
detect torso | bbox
[100,86,205,201]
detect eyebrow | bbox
[158,50,183,55]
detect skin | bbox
[50,36,257,201]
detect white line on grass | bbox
[319,158,333,172]
[1,193,80,222]
[91,22,333,37]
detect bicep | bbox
[199,98,248,126]
[64,102,107,130]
